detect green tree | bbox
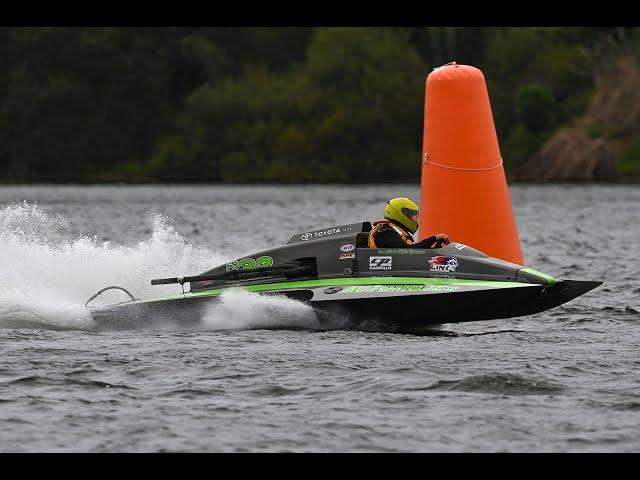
[1,27,636,183]
[298,28,425,181]
[516,85,555,133]
[482,28,596,169]
[0,28,176,181]
[149,28,426,183]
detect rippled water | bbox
[0,184,639,452]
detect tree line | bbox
[1,27,638,183]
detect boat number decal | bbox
[341,285,458,293]
[369,256,392,270]
[226,255,274,271]
[340,244,355,252]
[300,227,353,241]
[428,256,459,273]
[339,253,355,260]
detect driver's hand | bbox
[435,233,450,244]
[428,233,450,248]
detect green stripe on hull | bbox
[146,276,537,303]
[520,268,556,285]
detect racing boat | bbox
[86,222,601,331]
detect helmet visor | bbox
[401,207,419,223]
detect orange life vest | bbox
[368,219,414,248]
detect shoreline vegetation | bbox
[2,28,640,184]
[2,179,639,187]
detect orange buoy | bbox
[418,62,524,265]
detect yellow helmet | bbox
[384,197,419,234]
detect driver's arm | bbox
[413,235,438,249]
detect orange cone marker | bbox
[419,62,524,265]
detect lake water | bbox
[0,184,638,452]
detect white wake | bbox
[0,202,329,332]
[0,202,221,330]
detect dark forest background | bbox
[2,27,640,183]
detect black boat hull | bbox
[89,280,601,331]
[312,280,601,330]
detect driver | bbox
[368,197,450,249]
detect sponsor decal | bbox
[339,253,356,260]
[226,255,274,272]
[428,256,459,273]
[377,248,425,255]
[369,256,392,270]
[454,244,466,251]
[341,285,458,294]
[324,286,343,294]
[300,227,353,241]
[340,243,355,252]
